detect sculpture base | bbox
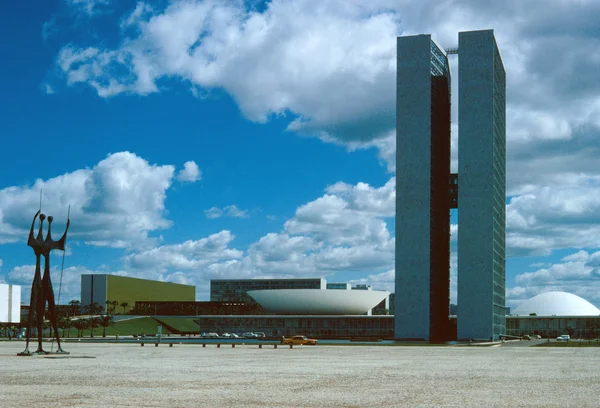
[18,349,70,356]
[17,350,50,356]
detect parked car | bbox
[282,335,318,346]
[521,335,531,340]
[230,333,240,338]
[556,334,570,342]
[221,333,232,338]
[242,332,258,338]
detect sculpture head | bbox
[39,214,46,222]
[47,216,53,223]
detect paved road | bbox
[2,341,600,407]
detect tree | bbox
[99,315,114,337]
[73,319,88,338]
[120,302,129,314]
[69,299,81,317]
[84,302,103,337]
[59,315,73,338]
[105,300,120,314]
[111,300,119,314]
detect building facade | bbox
[457,30,506,341]
[396,30,506,341]
[395,34,452,341]
[506,316,600,339]
[196,315,394,339]
[81,274,195,313]
[0,284,20,323]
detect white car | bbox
[556,334,571,341]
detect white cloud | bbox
[561,250,589,263]
[42,18,57,42]
[204,207,223,219]
[55,0,399,143]
[507,249,600,309]
[45,84,55,94]
[123,230,243,272]
[44,0,600,300]
[349,269,395,293]
[66,0,110,16]
[506,181,600,256]
[284,181,393,247]
[120,2,153,28]
[8,264,121,304]
[52,0,600,210]
[52,0,600,206]
[176,160,202,183]
[204,205,249,219]
[111,177,397,290]
[0,152,197,249]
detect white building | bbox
[0,283,21,323]
[506,292,600,338]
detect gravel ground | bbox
[1,341,600,407]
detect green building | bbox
[81,274,195,313]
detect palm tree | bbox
[120,302,129,314]
[73,319,87,337]
[60,316,73,338]
[105,300,119,314]
[84,302,103,337]
[111,300,119,314]
[69,299,81,317]
[99,315,114,337]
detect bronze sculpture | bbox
[18,210,70,356]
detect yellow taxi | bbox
[282,335,318,345]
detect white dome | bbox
[247,289,390,315]
[513,291,600,316]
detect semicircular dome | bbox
[513,291,600,316]
[247,289,390,315]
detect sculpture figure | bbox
[19,210,70,356]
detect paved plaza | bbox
[1,341,600,407]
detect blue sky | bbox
[1,0,600,309]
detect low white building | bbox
[507,292,600,338]
[0,283,21,323]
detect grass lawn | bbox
[61,317,171,338]
[154,317,200,334]
[534,340,600,347]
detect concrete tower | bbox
[457,30,506,341]
[395,34,452,341]
[395,29,506,341]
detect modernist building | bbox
[210,278,325,303]
[396,29,506,341]
[0,283,20,323]
[81,274,195,313]
[133,278,393,338]
[506,292,600,339]
[456,30,506,341]
[195,315,394,338]
[395,34,453,342]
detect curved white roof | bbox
[247,289,390,315]
[513,291,600,316]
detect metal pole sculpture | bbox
[18,210,70,356]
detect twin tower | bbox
[395,30,506,341]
